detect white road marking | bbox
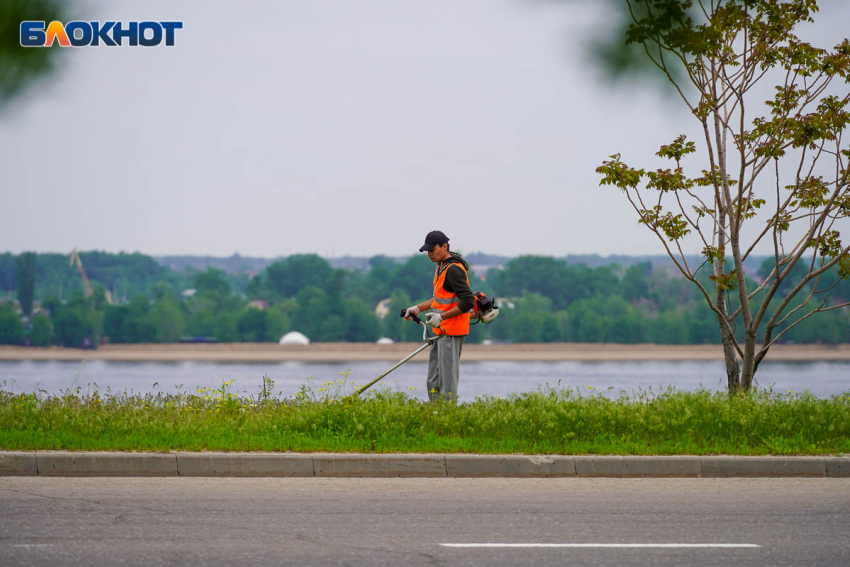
[440,543,761,548]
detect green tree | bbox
[491,257,619,310]
[597,0,850,391]
[148,298,185,343]
[0,253,15,296]
[194,268,231,295]
[41,296,61,318]
[0,251,189,305]
[369,255,397,270]
[344,298,381,342]
[789,304,850,343]
[487,303,514,342]
[103,305,127,343]
[620,262,652,301]
[213,311,239,342]
[550,0,696,87]
[568,300,606,342]
[381,291,423,342]
[265,306,290,342]
[511,312,543,343]
[540,314,562,342]
[757,257,808,297]
[687,303,718,344]
[185,309,216,338]
[14,252,35,316]
[0,307,24,345]
[289,284,354,342]
[120,295,156,343]
[0,0,67,105]
[364,263,393,305]
[555,311,571,342]
[188,268,244,316]
[515,292,554,314]
[150,281,175,301]
[502,293,552,343]
[53,308,93,348]
[315,315,345,342]
[491,256,574,309]
[29,313,53,346]
[185,286,243,317]
[265,255,335,300]
[246,273,268,300]
[604,295,646,344]
[652,310,688,345]
[237,308,269,342]
[387,255,436,302]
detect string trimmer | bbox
[352,310,441,397]
[353,292,499,397]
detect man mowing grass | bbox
[404,230,474,402]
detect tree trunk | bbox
[15,253,36,317]
[740,331,757,391]
[714,261,740,391]
[713,204,740,391]
[718,314,741,391]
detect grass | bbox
[1,374,849,455]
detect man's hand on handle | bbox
[403,305,420,320]
[425,312,443,328]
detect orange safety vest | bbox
[431,261,470,336]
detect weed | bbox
[0,379,848,455]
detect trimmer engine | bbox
[472,291,500,323]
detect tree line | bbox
[1,251,848,347]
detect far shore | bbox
[2,343,850,362]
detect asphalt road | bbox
[1,477,848,566]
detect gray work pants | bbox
[427,334,465,402]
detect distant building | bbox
[247,300,269,310]
[375,298,392,320]
[181,288,197,299]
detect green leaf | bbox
[656,135,696,161]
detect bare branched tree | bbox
[597,0,850,391]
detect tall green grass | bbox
[1,377,848,455]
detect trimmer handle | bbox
[400,308,440,343]
[400,308,424,325]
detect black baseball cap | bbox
[419,230,449,252]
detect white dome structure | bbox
[376,337,394,345]
[279,331,310,345]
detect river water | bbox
[1,360,848,401]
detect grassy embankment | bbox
[1,375,848,455]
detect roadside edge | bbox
[1,452,847,478]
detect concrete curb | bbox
[0,452,37,476]
[445,455,576,477]
[0,452,847,478]
[177,453,314,477]
[575,456,701,477]
[35,452,177,477]
[313,454,446,477]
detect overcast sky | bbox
[2,0,849,258]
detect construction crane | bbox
[70,248,112,304]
